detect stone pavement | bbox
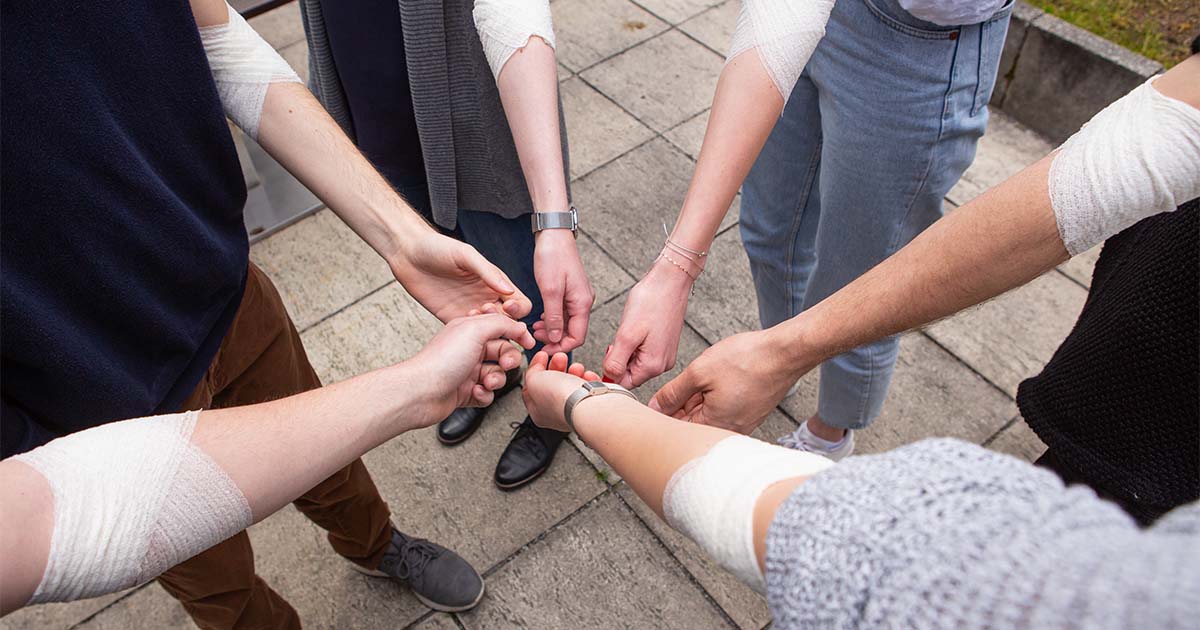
[2,1,1096,628]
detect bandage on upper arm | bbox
[198,3,302,140]
[473,0,556,81]
[661,435,834,593]
[13,411,252,605]
[727,0,836,104]
[1048,78,1200,256]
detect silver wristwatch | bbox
[563,380,637,441]
[531,206,579,235]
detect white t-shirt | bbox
[898,0,1007,26]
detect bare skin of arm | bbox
[0,315,533,615]
[604,51,783,387]
[649,54,1200,433]
[191,0,532,323]
[522,352,806,577]
[496,36,594,353]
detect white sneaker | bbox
[777,420,855,461]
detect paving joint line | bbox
[66,583,151,629]
[477,487,615,580]
[980,413,1023,449]
[610,485,743,629]
[918,330,1017,404]
[295,280,394,335]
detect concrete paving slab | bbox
[678,0,738,55]
[926,270,1087,396]
[578,232,638,308]
[945,111,1053,207]
[558,63,573,82]
[987,418,1047,463]
[613,410,796,630]
[551,0,668,72]
[781,333,1019,455]
[300,284,608,571]
[664,109,710,160]
[574,139,733,279]
[248,1,305,50]
[582,30,723,132]
[410,613,461,630]
[636,0,727,24]
[561,77,656,180]
[687,227,761,344]
[72,584,193,630]
[459,493,731,629]
[0,591,130,630]
[251,210,395,332]
[1058,245,1100,288]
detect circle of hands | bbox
[406,232,793,436]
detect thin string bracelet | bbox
[662,222,708,259]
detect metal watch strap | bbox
[563,381,636,441]
[531,206,578,234]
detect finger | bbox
[477,302,502,315]
[471,383,495,407]
[479,363,507,390]
[648,367,700,416]
[603,332,639,383]
[540,285,565,344]
[548,352,570,373]
[557,289,593,353]
[467,313,535,350]
[567,362,587,378]
[583,369,601,381]
[483,339,522,370]
[528,350,551,373]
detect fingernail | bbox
[550,330,563,343]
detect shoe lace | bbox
[508,420,547,457]
[391,535,442,581]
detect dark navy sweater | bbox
[1,0,249,456]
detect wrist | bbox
[572,393,641,444]
[380,209,436,273]
[767,312,827,380]
[647,254,698,288]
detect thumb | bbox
[649,367,699,416]
[603,334,638,382]
[457,244,516,295]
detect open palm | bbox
[392,234,533,323]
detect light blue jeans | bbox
[740,0,1012,430]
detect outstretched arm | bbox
[0,315,533,614]
[473,1,595,353]
[651,54,1200,433]
[189,0,532,323]
[605,0,835,387]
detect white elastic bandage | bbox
[14,411,252,605]
[727,0,835,104]
[1049,78,1200,256]
[198,4,302,140]
[662,435,834,593]
[473,0,556,81]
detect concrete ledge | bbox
[991,2,1163,144]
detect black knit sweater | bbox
[1017,198,1199,523]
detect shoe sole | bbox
[493,461,549,491]
[436,430,474,446]
[348,562,487,613]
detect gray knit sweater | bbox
[298,0,570,230]
[766,439,1200,629]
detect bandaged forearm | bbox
[727,0,835,103]
[473,0,556,80]
[198,3,302,139]
[13,411,251,605]
[1049,78,1200,255]
[662,435,834,593]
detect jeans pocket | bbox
[861,0,961,40]
[972,1,1014,114]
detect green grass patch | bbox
[1026,0,1197,67]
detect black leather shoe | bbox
[494,416,567,490]
[437,367,522,445]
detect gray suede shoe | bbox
[351,528,485,612]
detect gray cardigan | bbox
[299,0,570,229]
[766,439,1200,629]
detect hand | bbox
[392,233,533,323]
[408,313,536,424]
[603,258,693,388]
[522,351,601,433]
[648,328,809,434]
[531,230,594,353]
